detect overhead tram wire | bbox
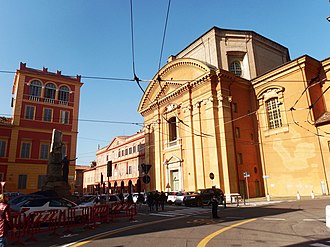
[156,0,171,92]
[129,0,144,94]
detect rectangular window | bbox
[168,117,177,142]
[0,140,6,157]
[38,175,47,189]
[25,105,35,120]
[60,111,69,124]
[133,146,136,153]
[235,127,240,138]
[40,144,49,160]
[266,98,282,129]
[18,175,27,189]
[118,150,121,157]
[121,150,124,156]
[21,142,31,158]
[237,153,243,165]
[43,108,53,122]
[129,147,132,154]
[128,165,132,174]
[125,149,128,155]
[232,102,238,113]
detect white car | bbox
[17,197,82,220]
[167,192,178,204]
[78,194,121,207]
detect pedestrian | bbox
[210,191,219,219]
[147,192,154,212]
[153,191,160,212]
[0,194,13,247]
[118,192,124,203]
[160,191,166,211]
[127,193,133,203]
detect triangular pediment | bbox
[138,58,216,113]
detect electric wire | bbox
[129,0,144,94]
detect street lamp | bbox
[327,16,330,22]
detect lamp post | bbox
[327,16,330,22]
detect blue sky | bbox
[1,0,329,166]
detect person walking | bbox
[0,194,13,247]
[160,191,166,211]
[210,191,219,219]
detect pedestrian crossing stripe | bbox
[148,208,210,217]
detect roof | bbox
[175,26,289,58]
[315,111,330,127]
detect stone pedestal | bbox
[41,129,71,198]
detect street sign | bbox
[141,164,152,174]
[243,172,250,178]
[166,183,171,189]
[0,182,5,187]
[209,172,214,180]
[142,175,151,184]
[262,175,269,179]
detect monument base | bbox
[42,180,71,198]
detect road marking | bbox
[196,218,256,247]
[310,243,330,247]
[263,217,285,221]
[303,218,325,222]
[148,208,209,217]
[62,216,187,247]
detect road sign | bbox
[141,164,152,174]
[142,175,151,184]
[209,172,214,180]
[0,182,5,187]
[166,183,171,189]
[243,172,250,178]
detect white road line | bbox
[310,243,330,247]
[263,217,285,221]
[303,218,326,222]
[148,208,210,217]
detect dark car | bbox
[183,188,226,207]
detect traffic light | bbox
[107,161,112,177]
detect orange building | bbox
[253,55,330,197]
[0,63,83,193]
[138,27,330,199]
[138,27,289,198]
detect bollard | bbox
[266,194,271,202]
[326,205,330,228]
[311,191,315,199]
[296,191,301,200]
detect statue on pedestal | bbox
[42,129,74,198]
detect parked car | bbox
[175,191,194,205]
[78,194,121,207]
[183,188,226,207]
[17,197,81,216]
[4,192,23,201]
[132,193,146,204]
[8,194,47,212]
[167,192,178,204]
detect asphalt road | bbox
[15,197,330,247]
